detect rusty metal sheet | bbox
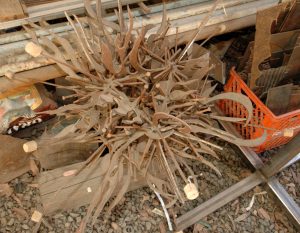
[256,66,288,95]
[266,84,293,115]
[270,29,300,53]
[270,29,300,67]
[209,53,226,84]
[286,36,300,78]
[250,2,289,89]
[280,0,300,32]
[289,89,300,112]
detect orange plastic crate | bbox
[218,68,300,153]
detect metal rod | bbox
[0,0,145,30]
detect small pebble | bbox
[67,216,73,222]
[1,218,7,226]
[69,213,79,218]
[145,222,151,230]
[14,182,25,193]
[76,216,82,223]
[22,224,29,230]
[7,219,14,226]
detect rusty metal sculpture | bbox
[23,0,266,231]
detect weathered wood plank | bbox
[38,159,148,215]
[0,0,27,22]
[0,135,30,183]
[34,142,97,170]
[0,64,65,99]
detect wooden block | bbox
[38,159,147,215]
[23,140,38,153]
[31,210,43,223]
[0,0,27,22]
[0,135,30,183]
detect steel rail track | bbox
[175,107,300,231]
[222,113,300,230]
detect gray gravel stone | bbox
[14,182,25,193]
[0,218,6,226]
[67,216,73,222]
[69,213,79,218]
[65,222,71,228]
[145,221,151,230]
[21,224,29,230]
[76,216,82,223]
[7,218,14,226]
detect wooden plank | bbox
[39,159,148,215]
[39,160,105,195]
[0,0,27,22]
[0,64,65,99]
[35,142,97,170]
[0,135,30,183]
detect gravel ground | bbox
[278,161,300,206]
[0,135,299,233]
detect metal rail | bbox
[215,109,300,230]
[176,172,266,230]
[175,107,300,231]
[268,177,300,228]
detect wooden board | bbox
[38,160,147,215]
[0,135,30,183]
[0,0,27,22]
[34,142,97,170]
